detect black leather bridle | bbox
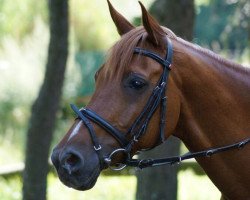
[70,37,250,170]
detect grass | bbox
[178,170,220,200]
[47,174,136,200]
[48,170,220,200]
[0,175,22,200]
[0,169,221,200]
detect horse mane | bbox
[103,25,249,77]
[175,36,250,71]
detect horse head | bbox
[51,1,181,191]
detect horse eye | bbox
[129,78,146,90]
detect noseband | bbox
[70,37,250,170]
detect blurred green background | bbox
[0,0,249,199]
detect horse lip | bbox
[57,165,101,191]
[76,167,100,191]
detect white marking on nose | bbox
[67,121,83,142]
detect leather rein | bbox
[70,37,250,170]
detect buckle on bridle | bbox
[238,141,246,149]
[94,145,102,151]
[133,135,139,142]
[206,150,214,157]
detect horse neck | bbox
[173,40,250,151]
[172,40,250,198]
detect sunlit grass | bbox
[0,176,22,200]
[0,170,221,200]
[178,170,220,200]
[0,170,220,200]
[48,170,221,200]
[48,174,136,200]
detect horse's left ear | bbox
[139,1,165,46]
[107,0,135,36]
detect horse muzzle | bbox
[51,147,100,190]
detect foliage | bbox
[0,0,248,53]
[0,17,79,149]
[70,0,119,50]
[195,0,250,53]
[0,0,47,43]
[195,0,210,6]
[75,52,104,96]
[0,18,48,142]
[70,0,154,51]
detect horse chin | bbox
[57,165,101,191]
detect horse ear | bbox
[107,0,135,36]
[139,1,165,46]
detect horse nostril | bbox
[66,154,79,166]
[60,150,84,175]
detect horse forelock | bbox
[102,26,177,79]
[103,27,144,78]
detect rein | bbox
[126,137,250,169]
[70,37,250,171]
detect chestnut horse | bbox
[51,1,250,199]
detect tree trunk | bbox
[150,0,195,40]
[136,1,195,200]
[136,137,181,200]
[22,0,68,200]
